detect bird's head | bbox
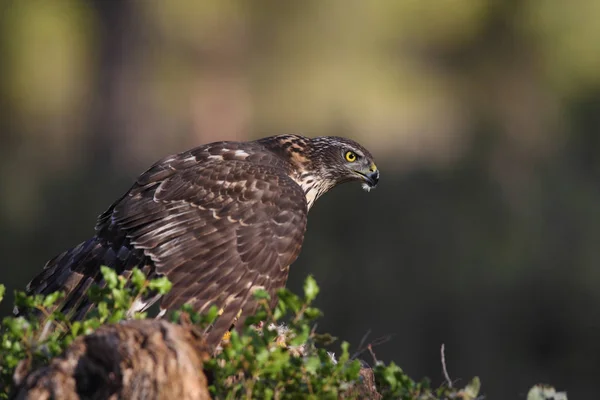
[258,134,379,209]
[308,136,379,192]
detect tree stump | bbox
[12,319,211,400]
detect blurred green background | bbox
[2,0,600,397]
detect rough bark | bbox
[12,320,211,400]
[348,367,382,400]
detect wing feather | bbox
[96,156,308,349]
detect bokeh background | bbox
[2,1,600,398]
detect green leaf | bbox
[111,287,125,306]
[108,309,126,324]
[203,305,219,325]
[253,289,270,301]
[100,266,118,288]
[13,291,35,309]
[131,268,146,290]
[3,317,28,338]
[263,387,274,400]
[303,275,319,303]
[313,332,337,346]
[290,324,310,346]
[71,321,82,337]
[255,347,270,365]
[304,355,321,375]
[86,285,104,302]
[0,284,5,303]
[42,291,63,308]
[148,277,172,295]
[276,289,302,314]
[273,301,286,320]
[116,275,125,290]
[246,309,268,326]
[97,302,108,318]
[343,360,361,380]
[339,341,350,364]
[303,306,322,320]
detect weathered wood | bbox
[12,320,211,400]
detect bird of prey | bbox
[22,134,379,348]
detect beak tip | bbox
[365,170,379,188]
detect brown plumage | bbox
[20,134,379,349]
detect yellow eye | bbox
[345,151,357,162]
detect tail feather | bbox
[203,274,271,350]
[17,236,155,324]
[20,237,281,352]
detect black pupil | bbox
[348,152,354,159]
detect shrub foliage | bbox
[1,269,484,399]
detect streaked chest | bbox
[292,172,333,211]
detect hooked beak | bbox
[357,164,379,190]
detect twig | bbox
[310,323,318,336]
[351,332,394,361]
[356,329,371,355]
[367,344,378,364]
[370,334,394,348]
[441,343,452,388]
